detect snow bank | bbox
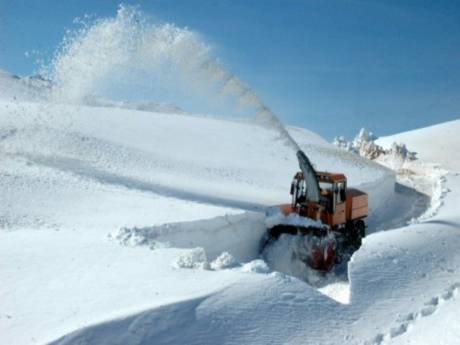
[112,212,266,262]
[347,222,460,344]
[357,171,396,223]
[49,190,460,345]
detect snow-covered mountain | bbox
[0,69,184,114]
[0,69,51,102]
[0,67,459,345]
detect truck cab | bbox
[290,171,368,230]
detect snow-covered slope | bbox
[0,69,50,102]
[0,82,458,345]
[377,119,460,170]
[371,120,460,344]
[0,100,393,228]
[0,95,394,344]
[0,68,184,114]
[48,120,460,345]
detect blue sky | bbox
[1,0,460,139]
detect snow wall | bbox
[356,172,396,226]
[113,212,267,262]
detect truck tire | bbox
[357,220,366,237]
[353,220,366,247]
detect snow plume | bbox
[42,4,300,151]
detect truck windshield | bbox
[319,182,333,191]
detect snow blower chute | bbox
[264,150,368,271]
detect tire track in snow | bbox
[364,282,460,345]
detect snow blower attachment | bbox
[264,150,368,271]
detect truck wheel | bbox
[356,220,366,238]
[351,220,365,248]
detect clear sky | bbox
[1,0,460,139]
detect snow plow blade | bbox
[264,206,337,272]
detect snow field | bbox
[50,192,460,345]
[0,100,394,220]
[2,80,458,344]
[0,98,399,344]
[1,5,458,342]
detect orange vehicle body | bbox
[282,171,368,228]
[272,171,368,271]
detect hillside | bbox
[0,73,459,345]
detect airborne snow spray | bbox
[42,4,300,151]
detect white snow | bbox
[1,52,459,345]
[0,69,50,102]
[262,233,334,286]
[334,127,416,162]
[210,252,239,270]
[1,8,459,343]
[265,206,328,229]
[112,212,266,262]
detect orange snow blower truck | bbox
[265,150,368,271]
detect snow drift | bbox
[112,212,266,262]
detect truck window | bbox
[336,182,346,203]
